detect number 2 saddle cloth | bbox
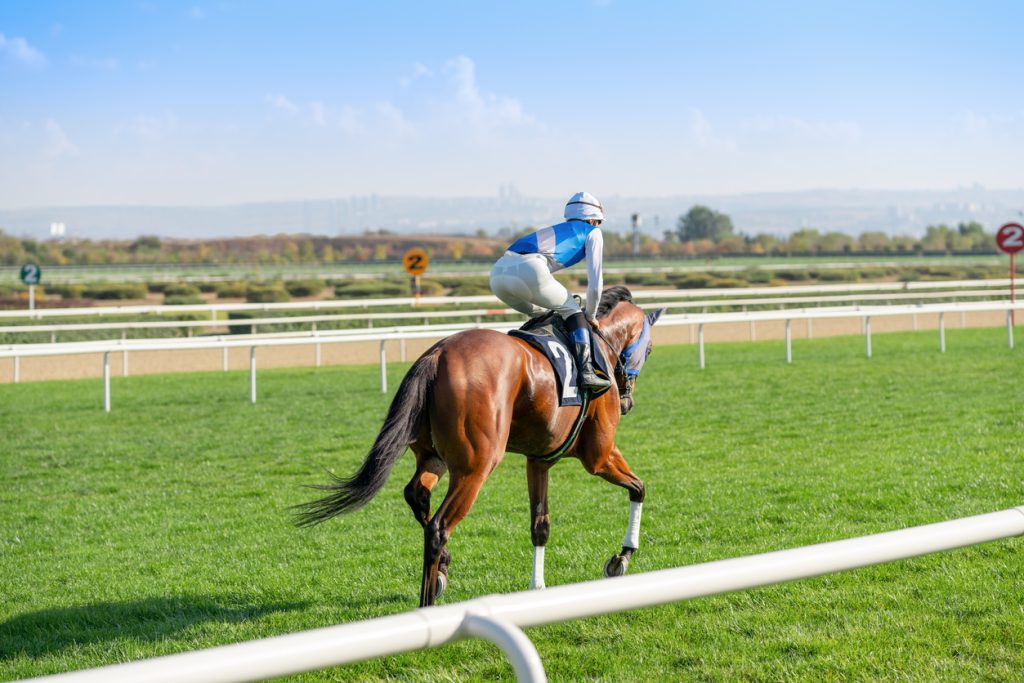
[508,312,614,406]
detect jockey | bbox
[490,191,612,392]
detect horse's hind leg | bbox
[420,470,490,607]
[403,445,451,594]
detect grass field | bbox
[1,327,1022,681]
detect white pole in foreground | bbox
[249,347,256,404]
[103,352,110,413]
[25,506,1024,683]
[1008,310,1014,350]
[939,312,946,353]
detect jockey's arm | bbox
[584,228,604,317]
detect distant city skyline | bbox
[2,186,1022,241]
[2,1,1023,217]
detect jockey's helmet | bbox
[564,191,604,224]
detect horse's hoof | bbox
[435,572,447,598]
[603,554,629,578]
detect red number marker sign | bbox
[996,223,1024,255]
[996,223,1023,323]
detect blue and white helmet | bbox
[564,191,605,223]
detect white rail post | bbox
[249,347,256,404]
[461,615,546,683]
[697,323,705,370]
[1008,310,1014,350]
[103,352,111,413]
[380,340,388,393]
[939,312,946,353]
[223,346,229,372]
[865,316,872,358]
[785,319,792,364]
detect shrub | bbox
[671,273,714,289]
[246,285,290,303]
[772,270,810,282]
[624,273,670,286]
[45,283,86,299]
[334,280,408,298]
[164,283,201,297]
[741,270,773,284]
[817,269,859,282]
[82,283,148,300]
[164,295,206,305]
[285,279,327,297]
[418,279,446,296]
[215,282,249,298]
[448,281,493,296]
[146,282,170,294]
[707,277,747,288]
[197,282,219,293]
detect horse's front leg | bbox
[526,458,553,589]
[583,444,645,578]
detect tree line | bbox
[0,205,1006,267]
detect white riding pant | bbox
[490,251,581,319]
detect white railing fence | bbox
[0,279,1013,321]
[0,287,1013,342]
[1,300,1021,410]
[23,506,1024,683]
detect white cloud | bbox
[310,101,328,126]
[70,54,120,70]
[375,101,415,138]
[445,55,536,138]
[44,119,78,159]
[400,62,434,88]
[119,113,178,140]
[0,33,46,66]
[686,108,737,151]
[266,93,299,115]
[744,115,861,143]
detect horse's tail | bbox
[294,350,440,527]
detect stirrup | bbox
[579,370,612,391]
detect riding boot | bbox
[565,312,612,392]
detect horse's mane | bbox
[596,285,634,318]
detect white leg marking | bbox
[529,545,546,590]
[622,501,643,549]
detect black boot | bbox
[565,312,612,392]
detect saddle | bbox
[508,312,614,407]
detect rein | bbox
[589,320,631,398]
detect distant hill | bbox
[1,187,1022,241]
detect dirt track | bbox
[0,310,1012,384]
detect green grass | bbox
[1,327,1022,681]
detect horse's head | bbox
[594,286,666,415]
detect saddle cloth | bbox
[508,314,613,406]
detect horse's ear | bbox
[646,308,666,326]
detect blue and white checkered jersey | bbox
[507,220,604,316]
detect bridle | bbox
[589,322,635,401]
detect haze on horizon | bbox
[2,1,1023,218]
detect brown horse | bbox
[296,286,665,607]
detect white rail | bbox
[23,506,1024,683]
[0,279,1012,320]
[0,288,1011,340]
[1,300,1020,409]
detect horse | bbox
[296,285,665,607]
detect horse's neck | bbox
[597,309,635,355]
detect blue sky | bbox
[1,0,1022,208]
